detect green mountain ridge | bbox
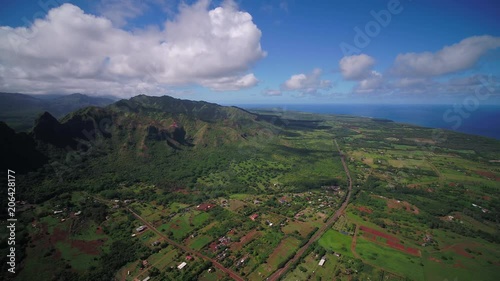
[1,94,500,281]
[0,92,116,132]
[1,95,289,202]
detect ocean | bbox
[240,104,500,140]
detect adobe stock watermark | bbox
[443,75,497,130]
[339,0,412,56]
[413,74,497,156]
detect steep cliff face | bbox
[146,124,189,149]
[6,95,283,179]
[31,112,71,148]
[0,121,47,173]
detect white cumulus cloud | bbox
[0,0,266,97]
[356,71,383,93]
[392,35,500,77]
[262,89,282,96]
[339,54,383,93]
[339,54,376,80]
[281,68,331,94]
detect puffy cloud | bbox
[262,89,282,96]
[339,54,375,80]
[0,1,265,97]
[392,35,500,77]
[338,54,383,93]
[384,75,499,97]
[335,38,500,97]
[97,0,149,27]
[200,73,259,91]
[281,68,331,94]
[356,71,383,93]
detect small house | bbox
[249,213,259,221]
[177,262,187,270]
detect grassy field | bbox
[189,235,212,250]
[266,236,300,268]
[158,213,194,241]
[247,236,300,280]
[422,248,499,281]
[356,237,424,281]
[56,242,99,271]
[15,244,62,281]
[72,221,108,241]
[318,229,354,258]
[192,212,211,227]
[282,220,316,237]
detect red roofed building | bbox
[249,213,259,221]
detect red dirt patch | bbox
[71,239,105,256]
[231,230,261,251]
[453,260,466,268]
[386,199,420,214]
[405,247,420,256]
[475,170,500,181]
[483,195,491,201]
[197,203,216,211]
[96,226,103,235]
[429,257,442,263]
[449,244,474,258]
[363,232,376,241]
[387,240,405,251]
[170,220,181,229]
[360,226,398,242]
[50,227,69,244]
[31,223,49,242]
[360,226,420,256]
[357,206,373,214]
[53,249,62,260]
[209,241,219,252]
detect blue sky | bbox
[0,0,499,104]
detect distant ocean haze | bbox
[240,104,500,140]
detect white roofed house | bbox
[177,261,187,270]
[318,256,326,266]
[136,225,147,232]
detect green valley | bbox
[1,95,499,281]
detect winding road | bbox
[267,139,353,281]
